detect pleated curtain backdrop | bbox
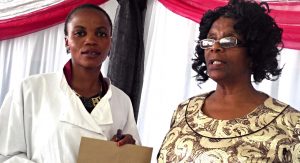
[158,0,300,50]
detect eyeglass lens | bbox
[199,37,238,49]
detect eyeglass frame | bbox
[198,36,245,49]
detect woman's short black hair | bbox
[192,0,283,84]
[64,3,113,36]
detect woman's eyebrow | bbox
[73,25,85,30]
[96,26,109,31]
[206,33,216,38]
[207,31,238,38]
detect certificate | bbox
[77,137,153,163]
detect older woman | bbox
[158,0,300,162]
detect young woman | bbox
[0,4,140,162]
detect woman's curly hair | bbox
[192,0,283,84]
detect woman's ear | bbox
[108,36,112,57]
[64,36,70,54]
[64,36,69,47]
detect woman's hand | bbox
[111,129,136,146]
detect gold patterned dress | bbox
[158,92,300,163]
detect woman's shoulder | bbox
[107,82,131,103]
[282,104,300,125]
[4,72,61,92]
[268,97,300,128]
[173,92,211,117]
[22,72,60,84]
[284,105,300,115]
[168,92,211,128]
[3,72,61,103]
[268,97,300,114]
[177,91,212,108]
[109,83,128,96]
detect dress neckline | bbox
[185,92,288,139]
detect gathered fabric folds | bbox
[158,0,300,50]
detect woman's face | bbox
[65,8,111,70]
[204,17,251,83]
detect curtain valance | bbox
[0,0,108,40]
[159,0,300,50]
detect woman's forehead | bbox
[211,17,235,29]
[70,8,107,21]
[68,9,111,28]
[208,17,237,36]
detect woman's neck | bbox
[202,82,268,120]
[71,67,102,97]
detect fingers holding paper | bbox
[111,129,136,146]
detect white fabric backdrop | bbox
[0,23,69,105]
[138,1,300,162]
[0,0,63,19]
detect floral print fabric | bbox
[158,92,300,163]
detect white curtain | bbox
[0,24,69,105]
[138,1,300,162]
[0,0,118,106]
[0,0,64,19]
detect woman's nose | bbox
[209,42,224,53]
[85,34,97,45]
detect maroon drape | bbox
[159,0,300,50]
[0,0,108,40]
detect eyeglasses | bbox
[198,36,244,49]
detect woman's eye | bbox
[96,31,109,37]
[74,31,86,37]
[207,37,215,40]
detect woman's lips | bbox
[211,60,222,65]
[208,59,226,69]
[209,59,226,64]
[81,50,101,56]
